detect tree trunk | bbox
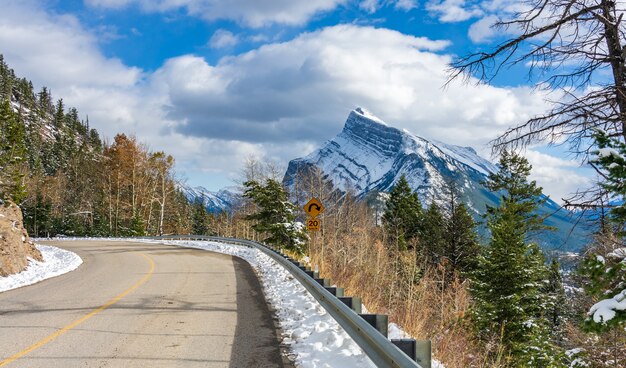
[602,0,626,140]
[158,175,166,236]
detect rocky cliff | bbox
[0,202,42,276]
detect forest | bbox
[0,54,211,237]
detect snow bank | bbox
[0,244,82,292]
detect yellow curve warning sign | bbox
[303,197,325,219]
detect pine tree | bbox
[545,258,566,343]
[53,99,64,129]
[382,174,422,251]
[244,179,307,253]
[129,214,146,236]
[191,197,212,235]
[0,99,27,204]
[22,189,52,237]
[444,202,479,276]
[421,202,446,263]
[579,129,626,331]
[470,151,561,367]
[484,150,550,235]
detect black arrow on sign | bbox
[308,203,321,213]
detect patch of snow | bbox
[596,148,620,159]
[608,248,626,259]
[388,323,410,339]
[566,348,583,358]
[596,255,605,264]
[588,289,626,323]
[0,245,83,292]
[353,107,388,126]
[431,139,498,175]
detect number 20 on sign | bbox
[307,218,321,231]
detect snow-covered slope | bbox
[182,185,240,213]
[283,108,588,251]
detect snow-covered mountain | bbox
[284,107,499,209]
[182,186,240,213]
[283,108,589,251]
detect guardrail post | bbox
[415,340,431,368]
[391,339,417,362]
[325,286,344,297]
[314,278,331,287]
[338,296,362,313]
[359,314,388,337]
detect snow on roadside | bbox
[0,244,82,292]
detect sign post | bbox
[304,198,325,231]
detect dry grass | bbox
[305,217,491,368]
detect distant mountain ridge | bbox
[283,108,589,251]
[181,185,240,213]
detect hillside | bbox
[0,54,197,237]
[284,108,589,251]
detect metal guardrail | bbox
[141,235,426,368]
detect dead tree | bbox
[448,0,626,209]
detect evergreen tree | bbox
[421,202,446,263]
[470,151,560,367]
[545,258,566,342]
[484,150,550,235]
[22,189,53,237]
[129,214,146,236]
[578,130,626,331]
[244,179,307,253]
[0,99,27,204]
[53,99,64,128]
[382,175,422,251]
[444,202,479,276]
[191,197,212,235]
[0,55,14,101]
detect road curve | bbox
[0,240,287,367]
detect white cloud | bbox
[86,0,348,28]
[426,0,483,23]
[0,3,140,90]
[394,0,418,11]
[3,1,587,198]
[359,0,380,13]
[468,14,498,43]
[525,150,593,202]
[153,24,548,155]
[209,29,239,48]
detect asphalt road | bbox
[0,240,288,367]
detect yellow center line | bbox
[0,252,156,367]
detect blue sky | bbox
[0,0,594,201]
